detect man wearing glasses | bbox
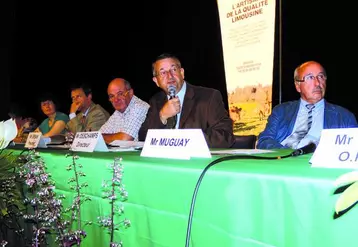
[100,78,149,143]
[257,61,357,149]
[67,83,110,134]
[138,53,235,148]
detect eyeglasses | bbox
[155,65,181,78]
[296,73,327,83]
[108,90,129,101]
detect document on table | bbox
[108,140,144,152]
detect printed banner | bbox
[217,0,276,136]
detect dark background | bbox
[1,0,355,123]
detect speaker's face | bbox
[152,58,185,95]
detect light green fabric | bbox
[8,148,358,247]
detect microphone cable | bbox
[185,152,295,247]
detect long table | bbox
[8,148,358,247]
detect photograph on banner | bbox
[217,0,275,136]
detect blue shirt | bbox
[281,99,324,148]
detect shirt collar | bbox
[300,98,324,109]
[83,106,90,117]
[176,81,186,101]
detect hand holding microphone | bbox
[159,85,181,127]
[161,85,181,115]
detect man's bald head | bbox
[107,78,133,113]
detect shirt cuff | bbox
[69,113,76,119]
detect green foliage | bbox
[0,149,27,242]
[0,149,26,211]
[0,149,20,177]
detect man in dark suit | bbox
[138,53,235,148]
[257,61,357,149]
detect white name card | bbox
[71,131,108,152]
[310,128,358,169]
[140,129,212,160]
[25,132,42,149]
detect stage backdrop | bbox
[217,0,276,136]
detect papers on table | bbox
[46,144,71,149]
[108,140,144,152]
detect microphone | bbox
[167,85,177,129]
[291,142,317,156]
[168,85,176,99]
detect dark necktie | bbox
[285,104,315,148]
[81,115,86,125]
[166,115,177,129]
[166,95,177,129]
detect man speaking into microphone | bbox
[138,53,235,148]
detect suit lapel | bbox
[179,84,195,128]
[323,101,334,129]
[156,91,168,109]
[286,101,300,134]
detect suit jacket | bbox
[138,83,235,148]
[67,102,110,134]
[257,100,358,149]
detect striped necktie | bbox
[306,104,314,131]
[285,104,315,148]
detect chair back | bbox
[231,135,257,149]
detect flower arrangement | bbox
[62,152,92,246]
[16,150,91,246]
[18,150,68,246]
[98,157,130,247]
[0,118,130,246]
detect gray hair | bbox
[123,79,132,90]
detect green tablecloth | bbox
[8,148,358,247]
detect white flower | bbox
[0,118,18,149]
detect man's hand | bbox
[70,102,81,114]
[102,132,134,144]
[159,97,181,123]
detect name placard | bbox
[140,129,212,160]
[25,132,42,149]
[310,128,358,168]
[71,131,108,152]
